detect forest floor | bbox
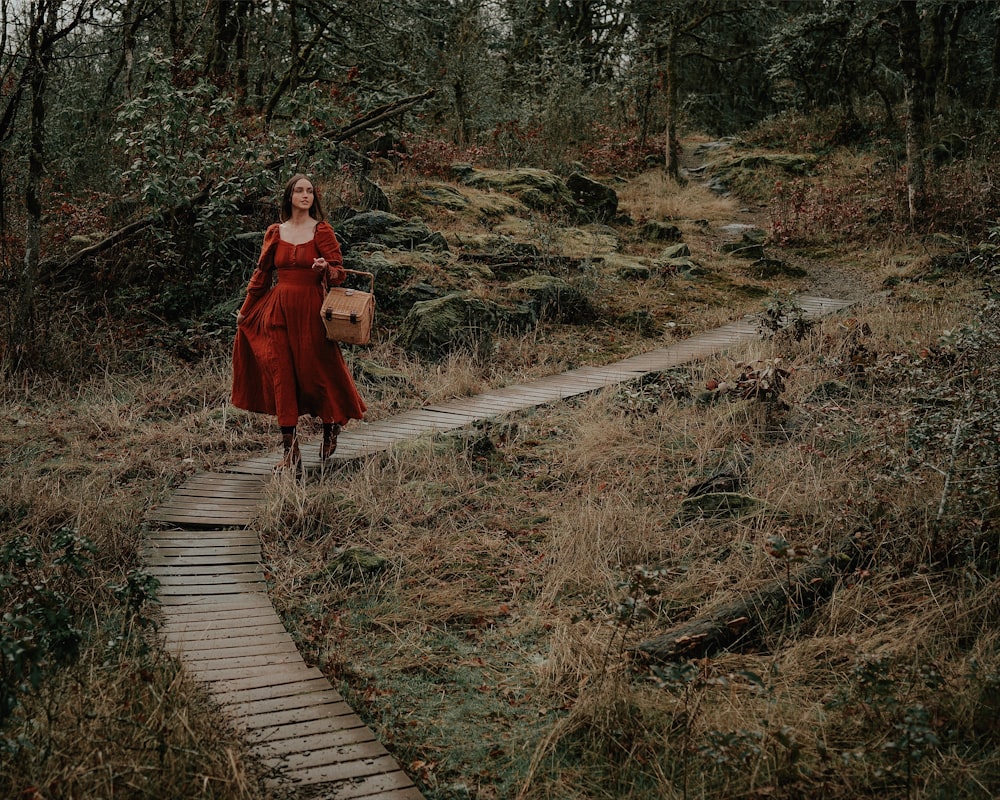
[251,140,997,798]
[3,134,997,800]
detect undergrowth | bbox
[257,277,1000,798]
[3,128,1000,798]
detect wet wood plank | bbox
[146,508,258,526]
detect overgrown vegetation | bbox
[4,93,1000,798]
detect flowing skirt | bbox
[231,268,366,427]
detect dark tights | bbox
[281,424,338,436]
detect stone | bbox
[640,220,683,242]
[509,274,595,324]
[398,292,533,359]
[720,242,765,259]
[566,172,618,222]
[660,243,691,259]
[460,167,577,213]
[337,211,449,252]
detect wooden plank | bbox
[162,496,261,509]
[160,605,277,624]
[224,460,277,476]
[166,485,265,497]
[265,739,390,771]
[146,509,257,526]
[356,421,456,439]
[265,754,407,787]
[144,557,262,571]
[150,498,259,515]
[163,632,295,656]
[146,527,258,539]
[242,712,370,744]
[287,772,422,799]
[156,579,266,601]
[156,578,267,601]
[154,572,266,588]
[163,623,286,646]
[171,643,301,667]
[521,376,611,393]
[162,623,281,642]
[389,408,481,424]
[419,397,532,415]
[179,473,267,488]
[213,677,335,706]
[238,700,357,729]
[182,650,306,674]
[205,664,328,694]
[224,687,349,718]
[142,535,259,548]
[145,564,263,578]
[157,594,274,613]
[141,544,261,558]
[146,558,262,572]
[250,726,376,758]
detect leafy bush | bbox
[1,529,92,730]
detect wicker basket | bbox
[320,270,375,345]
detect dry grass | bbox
[4,141,1000,799]
[257,270,1000,798]
[0,364,275,798]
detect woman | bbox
[231,173,366,471]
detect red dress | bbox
[231,221,366,428]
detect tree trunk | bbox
[632,534,869,662]
[897,1,926,230]
[988,14,1000,109]
[11,2,57,370]
[662,18,681,182]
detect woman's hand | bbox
[235,311,245,325]
[312,257,328,272]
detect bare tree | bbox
[893,1,928,229]
[6,0,94,371]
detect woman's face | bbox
[291,178,314,213]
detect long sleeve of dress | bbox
[315,222,346,287]
[238,224,281,317]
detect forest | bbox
[3,0,1000,798]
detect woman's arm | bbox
[237,225,280,320]
[314,221,346,286]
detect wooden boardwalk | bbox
[142,295,852,797]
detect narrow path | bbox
[142,294,853,798]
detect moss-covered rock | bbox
[640,220,683,242]
[566,172,618,222]
[337,211,449,252]
[459,167,577,213]
[397,292,533,359]
[509,274,596,323]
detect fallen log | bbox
[632,533,870,662]
[46,88,435,280]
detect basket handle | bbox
[341,269,375,294]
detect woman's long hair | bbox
[279,173,326,222]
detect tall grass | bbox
[0,358,275,798]
[258,272,1000,799]
[4,133,999,798]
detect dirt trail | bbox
[679,139,875,305]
